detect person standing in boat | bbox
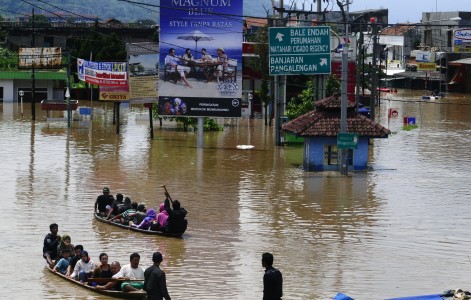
[165,199,188,234]
[144,252,171,300]
[112,252,145,292]
[95,187,115,217]
[43,223,61,268]
[262,252,283,300]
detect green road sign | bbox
[337,133,358,149]
[269,26,331,75]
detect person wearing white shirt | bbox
[112,252,145,292]
[164,48,192,88]
[70,250,97,282]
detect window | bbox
[323,145,353,166]
[323,145,338,165]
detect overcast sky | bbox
[348,0,468,23]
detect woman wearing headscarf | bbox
[153,203,169,232]
[129,208,157,230]
[56,234,74,261]
[71,250,97,282]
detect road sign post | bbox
[337,133,358,149]
[269,26,331,75]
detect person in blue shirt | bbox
[53,248,72,275]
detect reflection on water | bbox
[1,90,471,299]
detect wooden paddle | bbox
[161,184,174,204]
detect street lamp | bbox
[18,90,24,117]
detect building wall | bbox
[303,136,370,171]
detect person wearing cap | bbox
[95,187,115,217]
[144,252,171,300]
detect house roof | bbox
[282,95,391,138]
[245,17,268,28]
[380,24,416,36]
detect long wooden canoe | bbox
[94,213,184,238]
[46,265,146,299]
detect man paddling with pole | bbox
[160,185,188,234]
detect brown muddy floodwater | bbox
[1,89,471,300]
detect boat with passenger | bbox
[94,213,185,238]
[46,265,146,299]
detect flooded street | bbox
[1,90,471,299]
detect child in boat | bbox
[53,248,72,275]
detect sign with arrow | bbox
[268,26,331,75]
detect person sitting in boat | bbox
[90,253,113,285]
[166,199,188,234]
[53,248,72,275]
[117,196,132,215]
[43,223,61,268]
[150,203,170,232]
[129,208,156,230]
[95,187,115,217]
[66,244,83,277]
[70,250,97,282]
[95,261,122,291]
[56,234,74,262]
[133,203,147,224]
[109,201,138,225]
[106,193,124,219]
[112,252,145,292]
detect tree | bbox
[285,74,340,120]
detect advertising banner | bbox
[18,47,62,69]
[127,42,159,102]
[159,0,243,117]
[77,58,128,86]
[158,96,241,118]
[453,28,471,53]
[99,85,130,101]
[417,62,436,71]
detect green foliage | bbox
[150,105,223,131]
[0,48,18,70]
[326,74,341,96]
[285,80,316,120]
[285,74,342,120]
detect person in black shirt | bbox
[144,252,171,300]
[95,187,114,217]
[165,199,187,234]
[262,252,283,300]
[66,245,84,277]
[43,223,61,268]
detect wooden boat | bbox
[46,265,146,299]
[94,213,184,238]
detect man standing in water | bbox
[144,252,171,300]
[43,223,61,268]
[262,252,283,300]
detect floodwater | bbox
[1,90,471,300]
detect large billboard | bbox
[18,47,62,69]
[127,42,159,103]
[77,59,128,86]
[159,0,243,117]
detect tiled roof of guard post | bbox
[282,95,391,138]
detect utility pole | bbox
[31,8,36,121]
[370,18,379,122]
[273,0,283,146]
[66,50,71,128]
[339,1,349,175]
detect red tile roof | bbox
[282,95,391,138]
[380,24,416,36]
